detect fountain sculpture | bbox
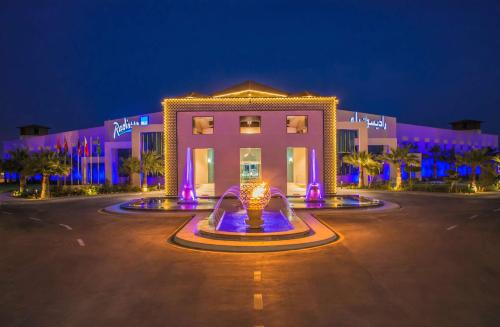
[208,182,295,233]
[239,181,271,230]
[178,147,198,204]
[305,149,324,202]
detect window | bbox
[141,132,164,155]
[368,145,384,154]
[337,129,358,176]
[240,116,261,134]
[240,148,261,182]
[287,116,308,134]
[192,117,214,134]
[117,148,132,177]
[337,129,358,153]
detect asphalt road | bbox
[1,191,500,327]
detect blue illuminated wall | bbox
[419,158,452,179]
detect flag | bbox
[77,139,82,156]
[56,139,62,153]
[63,138,69,154]
[84,137,89,157]
[96,137,101,156]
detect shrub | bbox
[477,165,499,192]
[13,183,150,198]
[406,182,473,193]
[11,187,41,199]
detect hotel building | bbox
[2,81,498,196]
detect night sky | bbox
[1,0,499,141]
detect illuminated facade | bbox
[162,82,338,196]
[1,81,498,193]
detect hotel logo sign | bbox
[112,116,149,139]
[349,112,387,130]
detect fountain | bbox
[178,147,197,204]
[171,182,339,251]
[208,182,294,233]
[305,149,325,202]
[117,147,381,251]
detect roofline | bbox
[448,120,483,124]
[16,125,51,129]
[162,96,338,104]
[212,89,289,98]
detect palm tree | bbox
[6,147,31,193]
[444,169,460,192]
[141,151,163,189]
[342,151,378,188]
[426,145,443,180]
[0,159,4,184]
[365,160,383,188]
[493,154,500,188]
[119,157,141,185]
[457,148,492,191]
[381,145,419,190]
[30,148,70,199]
[404,155,421,188]
[493,154,500,165]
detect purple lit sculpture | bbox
[305,149,324,202]
[179,147,198,204]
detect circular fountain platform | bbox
[196,210,312,241]
[173,212,339,252]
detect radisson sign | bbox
[112,116,149,139]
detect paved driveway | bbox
[1,191,499,326]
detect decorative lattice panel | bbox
[162,97,337,196]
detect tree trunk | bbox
[358,165,364,188]
[471,165,477,191]
[41,175,49,199]
[395,165,402,190]
[19,174,26,193]
[433,162,437,179]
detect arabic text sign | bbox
[349,112,387,130]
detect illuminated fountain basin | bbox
[193,183,311,240]
[217,210,293,233]
[120,194,381,211]
[173,184,339,251]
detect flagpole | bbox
[90,136,93,185]
[70,145,73,185]
[77,141,80,185]
[64,153,67,186]
[97,137,100,184]
[97,153,100,184]
[82,137,87,185]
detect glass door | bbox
[193,148,214,196]
[240,148,261,182]
[287,147,308,196]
